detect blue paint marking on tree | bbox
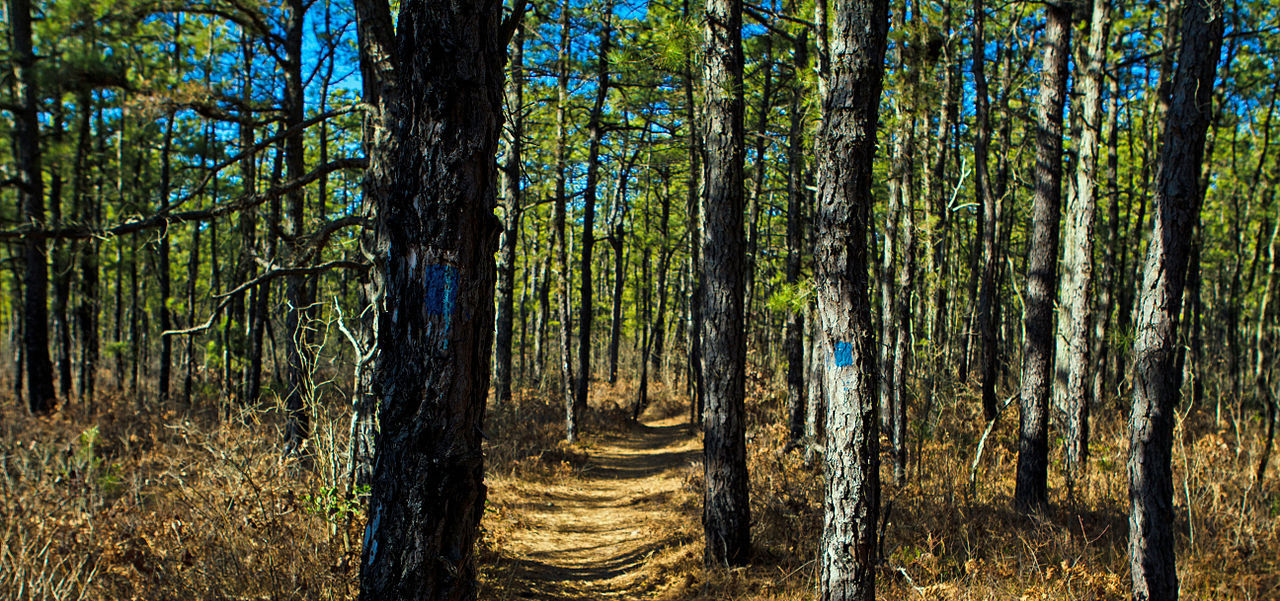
[833,341,853,367]
[423,265,459,319]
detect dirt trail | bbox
[487,415,701,600]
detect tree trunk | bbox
[282,0,314,455]
[744,36,774,348]
[784,30,809,446]
[49,105,73,403]
[357,0,504,595]
[234,33,259,407]
[1014,2,1070,515]
[77,90,101,409]
[495,23,525,405]
[1057,0,1109,490]
[577,13,613,418]
[608,139,641,384]
[972,0,999,421]
[700,0,750,566]
[814,0,887,597]
[555,0,579,441]
[1128,1,1223,597]
[10,0,55,413]
[158,110,176,406]
[684,0,704,424]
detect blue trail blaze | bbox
[423,265,459,317]
[832,341,853,367]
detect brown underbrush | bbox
[1,370,1276,600]
[601,372,1280,601]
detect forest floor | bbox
[481,413,701,600]
[1,374,1278,600]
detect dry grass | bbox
[1,369,1276,600]
[0,390,363,601]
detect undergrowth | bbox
[1,368,1276,600]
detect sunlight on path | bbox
[486,415,701,600]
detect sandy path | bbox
[487,416,700,600]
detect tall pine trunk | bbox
[1058,0,1109,490]
[357,0,504,594]
[495,23,525,405]
[1128,1,1223,597]
[814,0,888,596]
[577,14,613,417]
[784,30,808,446]
[700,0,750,566]
[972,0,999,421]
[1014,2,1070,515]
[12,0,56,413]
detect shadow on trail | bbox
[584,421,702,481]
[483,417,700,600]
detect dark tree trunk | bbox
[608,140,641,384]
[554,0,578,441]
[699,0,750,566]
[813,0,887,597]
[495,23,525,405]
[889,118,915,485]
[744,36,774,347]
[11,0,56,413]
[885,6,916,484]
[1128,1,1223,597]
[158,111,176,406]
[684,0,704,423]
[283,0,314,455]
[1014,2,1070,515]
[1094,73,1121,416]
[357,0,504,595]
[577,14,613,417]
[351,0,397,489]
[784,30,809,446]
[50,105,73,402]
[636,247,653,417]
[77,91,102,409]
[234,33,259,407]
[972,0,999,421]
[650,191,671,375]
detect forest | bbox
[0,0,1276,598]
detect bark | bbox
[282,0,314,455]
[577,13,613,417]
[1014,1,1070,515]
[608,141,642,384]
[495,22,525,405]
[886,6,916,485]
[1057,0,1109,490]
[11,0,56,413]
[684,0,705,423]
[650,189,671,375]
[1094,72,1121,414]
[636,247,653,416]
[784,30,809,446]
[1128,1,1223,598]
[744,36,775,344]
[357,0,504,596]
[700,0,750,566]
[972,0,999,421]
[814,0,888,597]
[555,0,578,441]
[234,33,259,406]
[890,119,915,485]
[77,91,101,408]
[924,0,956,369]
[49,105,72,402]
[158,110,176,406]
